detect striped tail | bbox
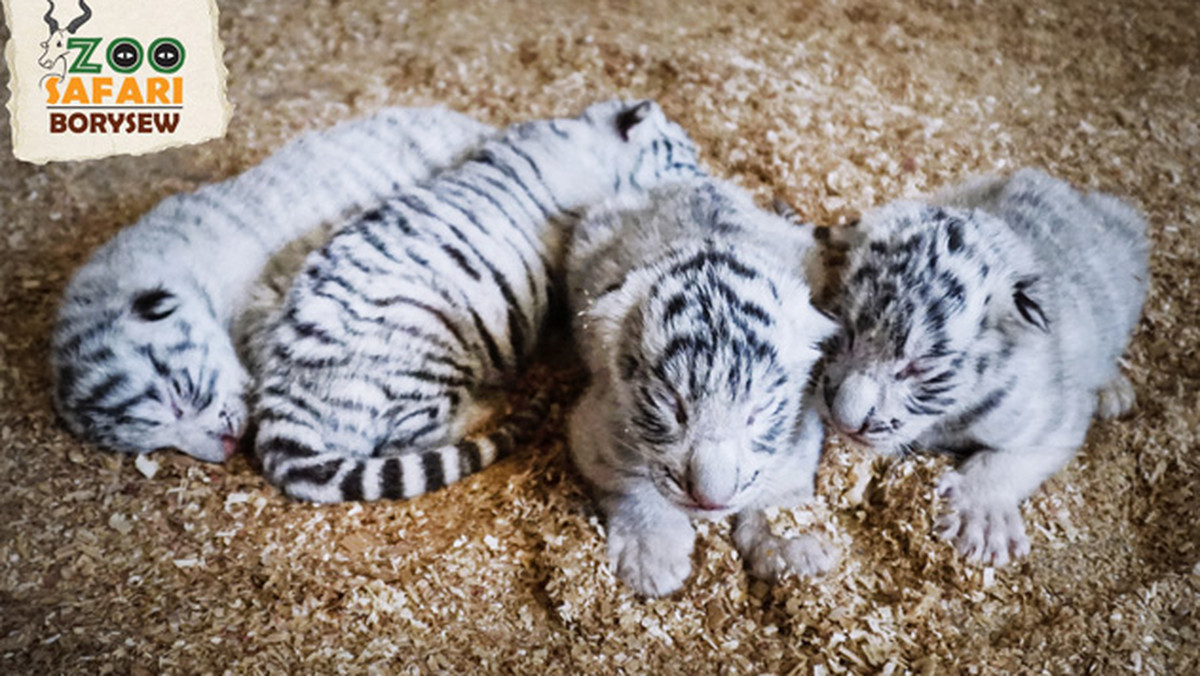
[257,389,554,504]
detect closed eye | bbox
[895,361,931,381]
[669,389,688,426]
[663,468,684,490]
[739,470,762,491]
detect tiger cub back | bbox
[253,100,704,503]
[52,107,494,462]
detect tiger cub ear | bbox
[131,288,179,321]
[1011,276,1050,333]
[615,101,656,141]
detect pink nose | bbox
[221,435,240,460]
[686,488,728,512]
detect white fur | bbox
[822,169,1149,565]
[568,178,837,595]
[52,107,495,462]
[250,100,706,503]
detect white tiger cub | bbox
[52,107,495,463]
[819,168,1150,566]
[252,100,704,504]
[567,178,838,596]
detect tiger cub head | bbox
[820,201,1049,453]
[590,232,835,519]
[52,268,247,463]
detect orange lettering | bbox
[91,77,113,105]
[116,78,144,104]
[146,78,169,104]
[45,76,61,105]
[61,78,88,104]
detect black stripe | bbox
[422,451,445,494]
[508,145,567,212]
[441,176,544,257]
[469,306,505,372]
[393,370,471,388]
[669,250,760,281]
[663,293,689,324]
[196,369,218,410]
[457,440,483,475]
[368,294,468,349]
[740,301,773,326]
[340,463,365,501]
[258,436,321,459]
[950,384,1011,430]
[77,372,127,408]
[57,312,119,356]
[405,421,443,446]
[381,458,403,499]
[283,459,342,485]
[80,346,116,363]
[356,224,407,266]
[261,385,325,422]
[440,243,482,280]
[87,388,154,418]
[475,152,551,219]
[491,429,516,458]
[284,307,344,346]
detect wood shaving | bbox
[1,0,1197,672]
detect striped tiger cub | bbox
[819,168,1150,566]
[51,107,495,463]
[252,100,704,504]
[566,178,837,596]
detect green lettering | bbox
[66,37,102,74]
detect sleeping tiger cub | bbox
[52,107,494,463]
[567,178,837,596]
[252,100,704,504]
[818,168,1149,566]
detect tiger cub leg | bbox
[598,485,696,597]
[381,389,494,455]
[1094,371,1136,420]
[733,509,835,581]
[732,407,835,580]
[935,440,1080,567]
[445,393,501,440]
[569,391,695,597]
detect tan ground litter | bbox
[1,0,1197,672]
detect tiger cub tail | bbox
[256,389,554,504]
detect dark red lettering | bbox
[154,113,180,133]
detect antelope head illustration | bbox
[38,0,93,76]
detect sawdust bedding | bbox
[1,0,1197,672]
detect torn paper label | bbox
[3,0,231,163]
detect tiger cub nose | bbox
[828,372,880,439]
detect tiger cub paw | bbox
[734,511,835,581]
[607,522,694,597]
[936,473,1030,567]
[1095,373,1136,420]
[740,532,836,581]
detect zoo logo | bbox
[38,0,188,135]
